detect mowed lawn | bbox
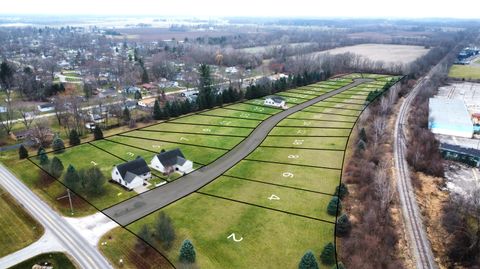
[128,193,335,269]
[268,126,351,137]
[200,176,335,221]
[312,101,365,111]
[277,118,354,128]
[30,144,137,209]
[200,108,270,121]
[142,122,253,136]
[170,114,260,128]
[246,147,344,169]
[302,105,361,116]
[223,103,281,115]
[0,187,43,257]
[225,159,340,194]
[261,136,347,150]
[121,130,245,150]
[287,111,357,122]
[107,135,227,165]
[448,64,480,80]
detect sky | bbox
[0,0,479,19]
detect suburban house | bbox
[138,97,157,108]
[141,83,157,92]
[264,96,286,108]
[37,103,55,112]
[111,157,151,190]
[123,86,141,94]
[150,148,193,174]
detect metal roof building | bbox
[428,98,474,138]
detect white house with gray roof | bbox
[150,148,193,174]
[112,157,151,190]
[264,95,286,108]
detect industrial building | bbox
[428,98,474,138]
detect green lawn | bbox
[268,126,351,136]
[302,105,361,116]
[170,114,260,128]
[246,147,344,169]
[142,122,253,136]
[200,108,270,121]
[9,252,76,269]
[200,176,335,221]
[122,130,245,150]
[128,193,335,269]
[225,159,341,194]
[277,118,354,128]
[286,88,328,96]
[276,91,314,100]
[0,187,43,257]
[287,111,357,123]
[261,136,347,150]
[448,64,480,80]
[223,103,281,115]
[325,96,366,105]
[107,135,227,165]
[312,101,364,111]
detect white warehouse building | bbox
[428,98,474,138]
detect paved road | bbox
[394,71,442,268]
[103,78,372,226]
[0,164,113,269]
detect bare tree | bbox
[18,105,37,130]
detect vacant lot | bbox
[0,187,43,257]
[448,64,480,80]
[313,43,429,65]
[9,252,76,269]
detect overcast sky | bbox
[1,0,479,19]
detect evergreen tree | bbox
[335,183,349,200]
[64,165,80,192]
[135,225,152,254]
[38,148,49,166]
[134,90,142,100]
[298,250,319,269]
[153,100,162,120]
[49,156,64,178]
[198,64,214,109]
[141,69,149,84]
[52,134,65,153]
[359,128,368,143]
[84,166,106,195]
[327,196,341,216]
[37,146,45,157]
[320,242,335,265]
[69,129,81,146]
[93,126,103,140]
[123,107,131,123]
[336,214,352,237]
[179,239,196,264]
[18,144,28,159]
[155,212,176,249]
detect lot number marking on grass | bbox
[91,161,98,166]
[220,121,232,125]
[240,113,250,118]
[180,137,189,141]
[268,194,280,200]
[288,155,299,159]
[293,139,304,145]
[202,128,211,132]
[227,233,243,242]
[303,121,311,126]
[296,129,306,135]
[127,152,134,157]
[253,106,264,112]
[282,172,294,178]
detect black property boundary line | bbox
[103,137,207,166]
[322,97,366,106]
[118,133,233,151]
[156,121,255,130]
[222,174,335,196]
[312,101,365,109]
[195,191,336,225]
[331,75,405,268]
[296,109,359,118]
[303,105,363,112]
[139,121,255,132]
[243,158,342,171]
[25,156,178,269]
[134,129,247,138]
[211,106,275,116]
[195,112,263,122]
[286,116,357,124]
[259,145,346,152]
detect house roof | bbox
[156,148,187,167]
[266,95,285,103]
[116,157,150,183]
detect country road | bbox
[0,164,113,269]
[103,78,373,226]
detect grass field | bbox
[0,187,44,257]
[268,126,351,136]
[127,193,335,268]
[277,118,354,128]
[223,103,281,115]
[448,64,480,80]
[9,252,76,269]
[200,108,270,121]
[170,114,261,128]
[142,122,253,136]
[287,111,357,122]
[261,136,348,150]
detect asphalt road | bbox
[0,164,112,269]
[103,78,372,226]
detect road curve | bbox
[103,78,373,226]
[0,164,113,269]
[394,76,437,269]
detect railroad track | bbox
[393,75,437,269]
